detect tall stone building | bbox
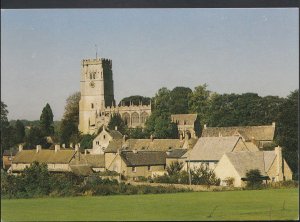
[79,58,151,134]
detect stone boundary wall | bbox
[128,181,239,192]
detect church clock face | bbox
[90,81,95,88]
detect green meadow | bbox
[1,188,298,221]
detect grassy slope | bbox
[1,189,298,221]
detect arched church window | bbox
[101,72,103,79]
[93,73,96,79]
[90,73,92,79]
[131,112,139,125]
[122,113,130,125]
[140,112,149,123]
[91,103,94,109]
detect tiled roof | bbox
[202,124,275,141]
[171,114,197,125]
[70,154,105,168]
[189,136,241,161]
[105,138,186,153]
[225,151,272,178]
[244,142,259,152]
[121,151,167,167]
[166,149,188,158]
[3,149,18,156]
[69,165,93,176]
[12,149,76,164]
[108,130,123,139]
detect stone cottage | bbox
[214,146,293,187]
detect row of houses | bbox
[4,122,293,187]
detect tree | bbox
[107,113,126,134]
[276,90,298,178]
[15,120,25,144]
[40,103,54,136]
[188,84,211,125]
[245,169,264,189]
[60,92,80,145]
[169,87,192,114]
[24,126,48,149]
[119,95,151,106]
[166,161,184,176]
[152,87,171,119]
[1,102,15,152]
[80,134,95,150]
[126,127,148,139]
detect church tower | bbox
[78,58,115,134]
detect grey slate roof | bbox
[105,139,185,153]
[70,154,105,168]
[13,149,76,164]
[224,151,273,178]
[189,136,241,161]
[108,130,123,139]
[202,124,275,141]
[166,149,188,158]
[121,151,167,167]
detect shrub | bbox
[245,169,264,189]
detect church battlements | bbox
[81,58,112,67]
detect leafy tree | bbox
[276,90,298,178]
[22,161,51,197]
[191,164,220,186]
[245,169,264,189]
[152,87,171,119]
[24,126,48,149]
[119,95,151,106]
[15,120,25,144]
[188,84,212,125]
[1,102,15,152]
[145,116,178,139]
[126,127,148,139]
[169,87,192,114]
[107,113,126,134]
[166,161,184,176]
[40,103,54,136]
[60,92,80,145]
[80,134,95,150]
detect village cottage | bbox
[214,146,293,187]
[201,123,276,149]
[11,145,77,173]
[186,136,251,170]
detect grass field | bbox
[1,188,298,221]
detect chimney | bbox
[70,143,73,148]
[75,144,79,152]
[18,144,23,152]
[272,122,276,127]
[36,145,42,153]
[204,124,207,129]
[218,132,222,137]
[150,134,154,142]
[115,125,118,131]
[179,134,183,141]
[62,144,65,148]
[123,135,127,143]
[275,146,283,181]
[55,144,60,152]
[84,149,87,155]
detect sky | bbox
[1,8,299,121]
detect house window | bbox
[148,166,151,171]
[132,167,136,173]
[103,135,106,139]
[91,103,94,109]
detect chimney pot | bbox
[84,149,87,155]
[150,135,154,141]
[36,145,42,153]
[55,144,60,152]
[75,144,79,152]
[115,126,118,131]
[18,144,23,152]
[204,124,207,129]
[272,122,276,127]
[62,144,65,148]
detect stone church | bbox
[78,58,151,134]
